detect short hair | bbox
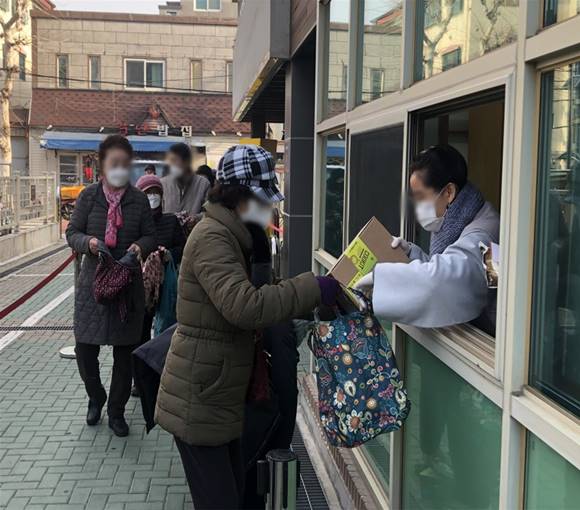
[207,183,254,210]
[98,135,133,165]
[410,145,468,191]
[144,164,156,174]
[168,143,192,165]
[196,164,215,186]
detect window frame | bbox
[123,58,166,91]
[88,55,101,90]
[194,0,221,12]
[225,61,233,93]
[56,54,69,89]
[18,52,25,81]
[191,59,203,91]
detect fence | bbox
[0,175,58,235]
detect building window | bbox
[544,0,580,26]
[18,53,25,81]
[525,433,580,508]
[324,0,349,120]
[402,337,502,510]
[125,59,165,90]
[415,1,518,81]
[225,61,233,93]
[531,62,580,417]
[191,59,202,91]
[0,0,7,12]
[195,0,221,12]
[166,10,178,16]
[57,55,69,88]
[321,131,346,258]
[358,0,402,105]
[59,154,78,185]
[441,47,462,71]
[89,56,100,90]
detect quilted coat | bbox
[155,201,321,446]
[66,182,156,346]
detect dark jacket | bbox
[66,182,156,346]
[155,202,321,446]
[152,211,186,264]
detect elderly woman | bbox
[155,145,340,509]
[66,135,156,437]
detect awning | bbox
[40,131,206,152]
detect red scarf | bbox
[103,183,126,248]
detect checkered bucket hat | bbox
[217,145,284,203]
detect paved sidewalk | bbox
[0,251,191,510]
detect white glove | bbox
[354,272,374,292]
[391,236,411,255]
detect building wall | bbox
[160,0,238,19]
[33,12,236,94]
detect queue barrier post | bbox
[257,449,300,510]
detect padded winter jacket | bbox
[155,201,320,446]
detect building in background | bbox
[29,8,248,187]
[159,0,238,19]
[234,1,580,509]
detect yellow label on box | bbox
[345,237,377,288]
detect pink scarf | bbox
[103,183,126,248]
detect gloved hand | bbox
[354,272,374,292]
[391,236,411,255]
[316,276,341,307]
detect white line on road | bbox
[0,286,74,353]
[10,273,74,278]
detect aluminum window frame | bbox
[123,58,166,91]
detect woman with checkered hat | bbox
[155,145,341,509]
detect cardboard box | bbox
[330,217,409,288]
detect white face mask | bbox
[106,167,130,188]
[169,165,184,179]
[148,194,162,209]
[240,199,273,229]
[415,188,446,232]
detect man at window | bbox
[356,145,500,334]
[161,143,211,225]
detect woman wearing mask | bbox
[155,145,340,509]
[356,145,500,332]
[66,135,156,437]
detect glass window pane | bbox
[192,60,202,91]
[19,53,25,81]
[209,0,221,10]
[146,62,164,88]
[545,0,580,26]
[525,433,580,509]
[89,56,100,89]
[59,155,78,185]
[325,0,349,120]
[359,1,402,104]
[226,61,233,92]
[531,63,580,417]
[402,337,502,510]
[196,0,208,10]
[321,132,346,258]
[126,60,144,88]
[415,0,518,81]
[348,125,403,241]
[57,55,68,88]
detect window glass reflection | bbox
[531,63,580,417]
[359,0,402,104]
[544,0,580,26]
[416,0,518,81]
[325,0,350,119]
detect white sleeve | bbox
[372,232,491,328]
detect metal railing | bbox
[0,175,58,235]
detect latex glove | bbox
[391,236,411,255]
[316,276,341,307]
[354,272,374,292]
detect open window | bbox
[408,87,505,341]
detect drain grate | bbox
[0,325,73,331]
[292,428,330,510]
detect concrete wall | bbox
[0,222,60,264]
[34,14,237,94]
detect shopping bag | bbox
[154,254,177,337]
[309,289,411,448]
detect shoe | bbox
[86,390,107,426]
[131,385,139,397]
[108,416,129,437]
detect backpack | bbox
[309,290,411,448]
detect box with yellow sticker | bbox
[329,217,408,288]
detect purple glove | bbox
[316,276,341,307]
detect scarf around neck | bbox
[103,183,127,248]
[430,181,485,256]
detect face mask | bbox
[415,188,446,232]
[148,194,162,209]
[240,199,273,229]
[169,165,184,179]
[106,167,130,188]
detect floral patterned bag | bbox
[308,290,411,448]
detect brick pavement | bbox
[0,251,192,510]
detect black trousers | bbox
[174,436,244,510]
[75,343,136,418]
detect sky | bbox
[53,0,161,14]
